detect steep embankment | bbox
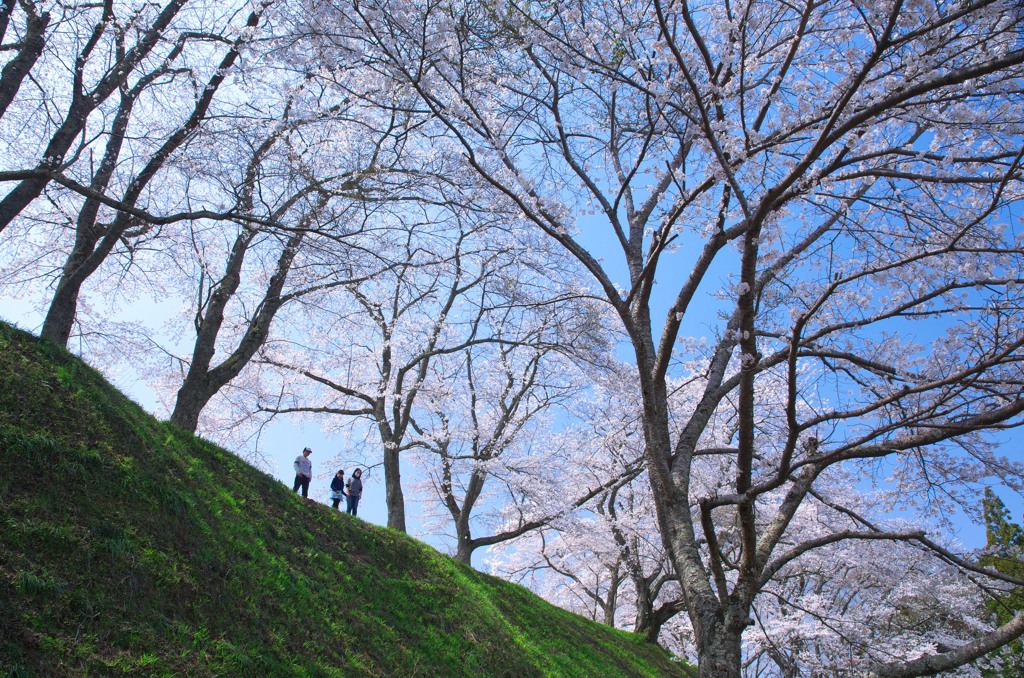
[0,321,692,677]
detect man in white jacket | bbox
[293,447,312,498]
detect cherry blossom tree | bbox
[165,88,431,432]
[742,480,1014,677]
[300,0,1024,674]
[0,0,298,352]
[490,448,686,640]
[0,0,443,438]
[256,210,569,531]
[410,295,620,564]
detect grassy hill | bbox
[0,321,692,677]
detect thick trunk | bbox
[696,627,743,678]
[41,202,122,346]
[169,374,212,432]
[620,257,757,674]
[603,567,621,627]
[384,446,405,532]
[169,296,287,434]
[635,327,747,675]
[454,540,473,565]
[636,614,659,643]
[169,220,284,432]
[40,222,128,346]
[634,579,654,631]
[167,257,235,430]
[451,469,487,564]
[166,117,302,433]
[39,79,143,346]
[637,616,665,644]
[635,593,680,644]
[39,275,83,345]
[453,510,473,564]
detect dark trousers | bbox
[346,494,360,516]
[293,474,310,497]
[331,497,342,510]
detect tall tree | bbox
[307,0,1024,674]
[980,490,1024,678]
[259,211,525,531]
[166,94,421,432]
[414,297,620,564]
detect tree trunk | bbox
[40,275,83,345]
[454,540,473,565]
[635,593,680,644]
[453,510,474,564]
[40,219,132,347]
[169,375,213,432]
[694,623,743,678]
[40,85,135,347]
[384,446,406,532]
[625,291,751,675]
[603,566,621,627]
[169,285,290,434]
[451,468,489,564]
[168,241,244,432]
[635,612,658,643]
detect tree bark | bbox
[40,272,84,344]
[636,601,680,644]
[694,624,743,678]
[168,227,253,430]
[0,0,49,119]
[454,528,473,565]
[383,445,406,532]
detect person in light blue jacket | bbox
[330,469,347,510]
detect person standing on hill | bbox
[345,468,363,516]
[293,447,312,498]
[330,469,347,510]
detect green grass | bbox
[0,321,693,677]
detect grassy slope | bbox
[0,322,693,678]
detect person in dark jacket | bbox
[345,468,363,516]
[330,470,347,510]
